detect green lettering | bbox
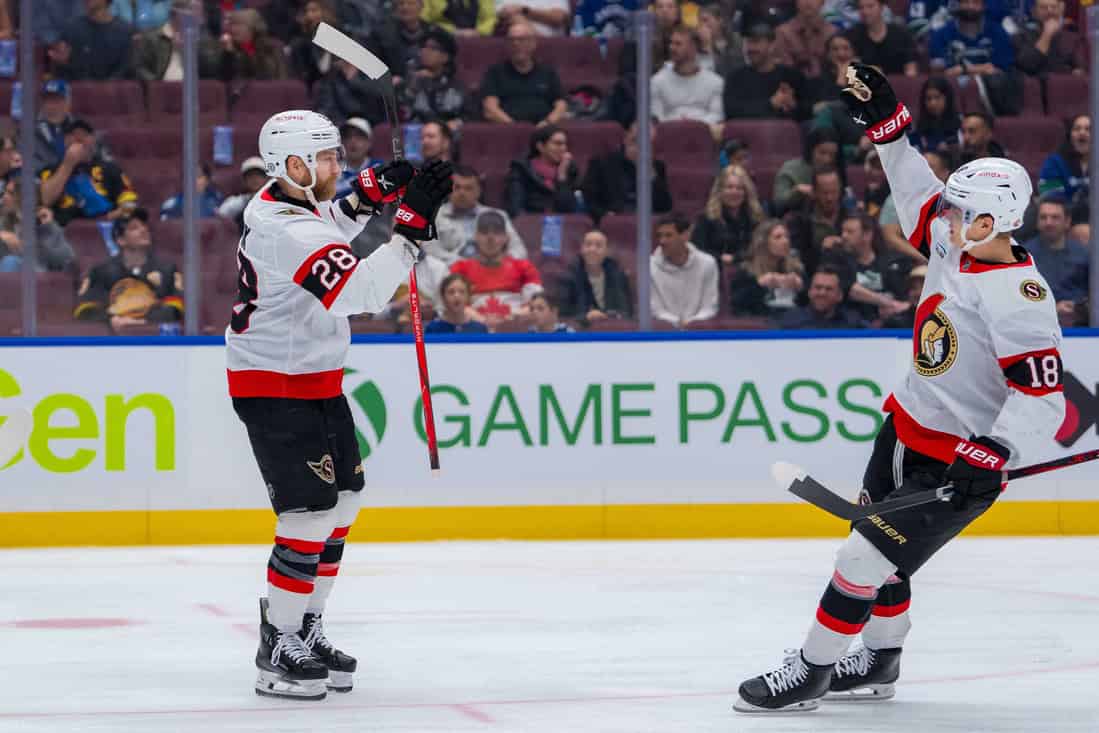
[678,382,725,443]
[781,380,830,442]
[477,386,532,446]
[539,385,602,446]
[104,394,175,471]
[414,385,471,448]
[611,383,655,445]
[0,368,23,469]
[29,394,98,473]
[721,382,776,442]
[837,379,884,442]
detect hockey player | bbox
[226,110,453,700]
[734,65,1065,714]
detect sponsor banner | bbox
[0,337,1098,515]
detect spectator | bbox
[111,0,172,31]
[693,164,765,269]
[33,80,74,173]
[1038,114,1089,204]
[39,119,139,226]
[480,21,567,125]
[334,118,384,198]
[0,136,17,186]
[786,166,853,276]
[159,162,224,220]
[424,273,490,333]
[861,149,890,218]
[882,264,927,329]
[219,8,287,81]
[724,24,808,121]
[846,0,918,76]
[560,229,634,321]
[1014,0,1087,77]
[651,26,725,130]
[778,266,867,328]
[422,0,497,36]
[1024,197,1089,326]
[420,120,456,164]
[929,0,1019,114]
[696,3,744,77]
[581,120,673,224]
[808,33,857,109]
[368,0,437,81]
[0,179,75,273]
[773,127,841,217]
[960,111,1006,161]
[495,0,571,36]
[728,219,805,317]
[504,125,580,216]
[34,0,82,45]
[650,211,719,327]
[528,292,574,333]
[909,77,962,154]
[217,156,269,231]
[574,0,643,40]
[289,0,339,89]
[314,58,386,126]
[451,210,543,325]
[58,0,134,80]
[821,212,912,322]
[431,164,527,264]
[132,0,221,81]
[773,0,834,78]
[73,209,184,333]
[398,28,468,125]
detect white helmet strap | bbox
[279,155,320,209]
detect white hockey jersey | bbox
[877,137,1065,468]
[225,181,416,399]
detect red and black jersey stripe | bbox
[907,193,941,259]
[1000,348,1064,396]
[292,243,360,309]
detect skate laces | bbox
[271,629,314,666]
[303,615,334,653]
[835,646,875,678]
[762,649,809,696]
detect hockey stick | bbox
[0,408,32,467]
[775,448,1099,522]
[313,23,441,472]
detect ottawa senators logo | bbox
[1019,279,1047,302]
[914,305,957,377]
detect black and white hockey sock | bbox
[862,573,912,650]
[267,535,322,631]
[306,525,349,615]
[803,571,878,665]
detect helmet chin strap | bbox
[281,161,321,209]
[957,207,1000,252]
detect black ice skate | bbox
[301,612,358,692]
[254,599,329,700]
[734,649,833,714]
[826,645,901,702]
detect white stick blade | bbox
[0,407,32,467]
[313,23,389,81]
[771,461,808,489]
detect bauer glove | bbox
[393,160,454,242]
[349,160,415,214]
[841,63,912,145]
[945,435,1009,510]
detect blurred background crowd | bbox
[0,0,1091,336]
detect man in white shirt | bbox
[651,25,725,135]
[650,211,720,327]
[427,164,527,264]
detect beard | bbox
[311,171,340,201]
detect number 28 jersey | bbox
[877,137,1065,468]
[225,181,417,400]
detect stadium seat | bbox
[655,120,716,170]
[454,37,507,93]
[511,213,593,264]
[665,166,715,217]
[723,120,801,169]
[228,80,310,126]
[540,37,617,94]
[994,117,1064,155]
[583,316,638,332]
[71,81,145,127]
[1045,74,1088,119]
[147,80,229,126]
[460,122,535,175]
[65,220,114,275]
[562,121,621,173]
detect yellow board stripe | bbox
[2,501,1099,547]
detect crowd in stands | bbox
[0,0,1091,336]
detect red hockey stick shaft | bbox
[1007,448,1099,480]
[407,265,440,471]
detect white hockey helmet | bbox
[258,110,342,204]
[940,157,1032,249]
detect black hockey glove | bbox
[350,160,415,214]
[394,160,454,242]
[841,63,912,145]
[945,435,1009,510]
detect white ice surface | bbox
[3,538,1098,732]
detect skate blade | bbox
[255,670,327,701]
[824,683,895,702]
[327,670,353,693]
[733,695,821,714]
